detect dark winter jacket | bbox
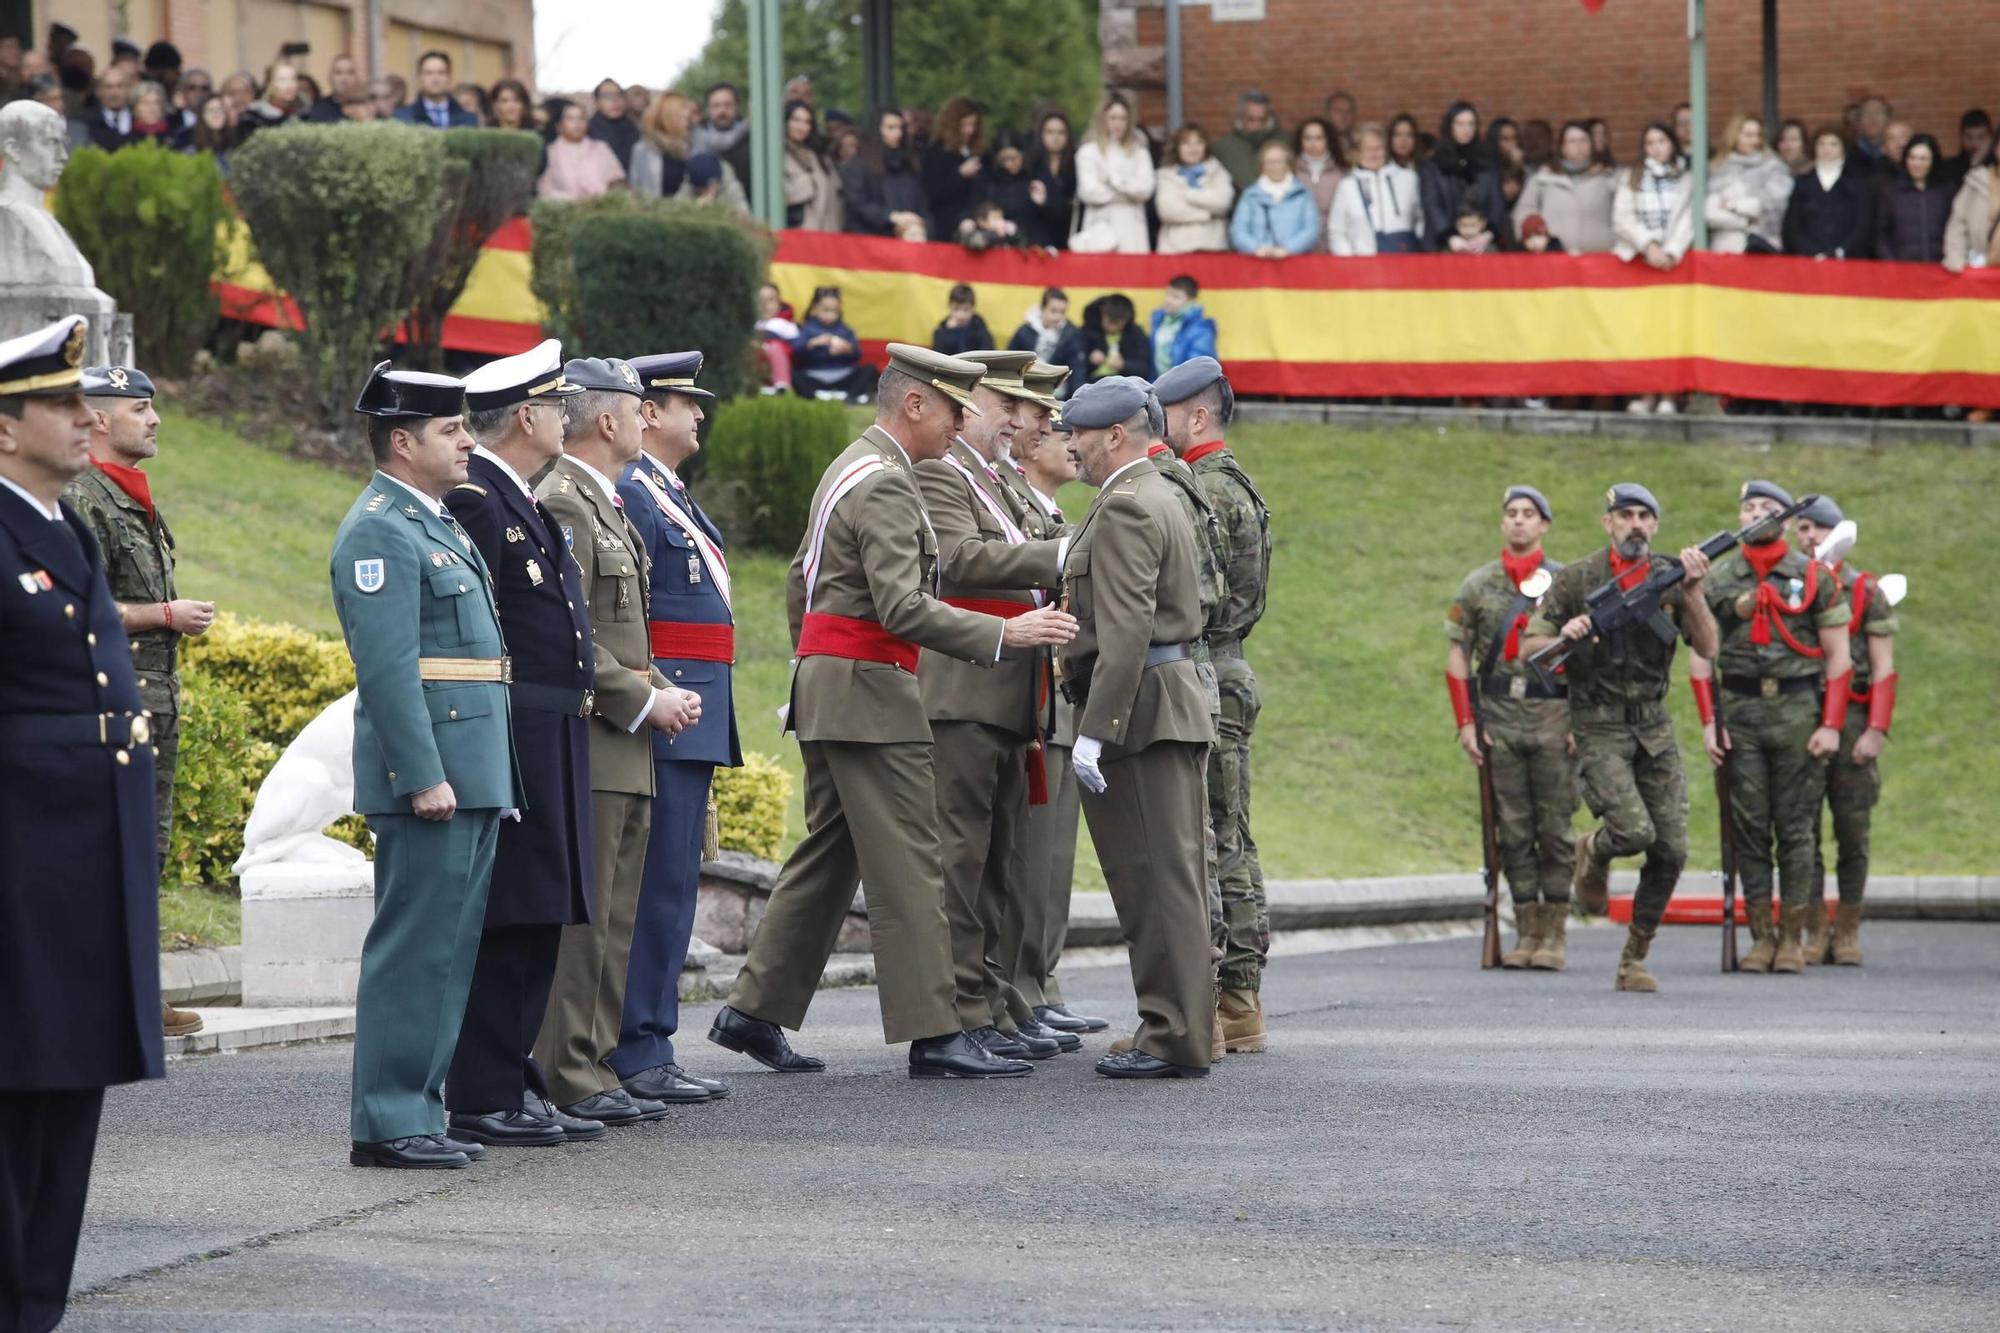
[1783,164,1876,259]
[1876,177,1950,263]
[1027,155,1076,249]
[1007,320,1089,397]
[1418,105,1512,249]
[839,150,933,237]
[1080,297,1156,384]
[923,143,984,237]
[932,315,994,357]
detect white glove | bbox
[1073,735,1107,794]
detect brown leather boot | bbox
[1739,904,1777,972]
[1772,905,1806,973]
[1218,987,1265,1054]
[1831,900,1865,966]
[1573,833,1610,915]
[1529,903,1568,971]
[163,998,203,1037]
[1614,926,1659,992]
[1804,895,1831,965]
[1501,902,1541,969]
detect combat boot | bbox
[1614,926,1659,992]
[163,999,203,1037]
[1772,905,1806,973]
[1572,833,1610,916]
[1804,895,1831,965]
[1529,903,1567,971]
[1219,987,1266,1053]
[1739,904,1777,972]
[1211,1006,1227,1062]
[1831,901,1865,966]
[1501,902,1542,969]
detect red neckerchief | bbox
[1498,547,1544,660]
[1742,538,1822,654]
[1183,440,1228,465]
[1607,547,1649,591]
[94,458,155,520]
[1146,443,1171,458]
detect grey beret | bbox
[1605,482,1661,519]
[1798,494,1843,527]
[1739,479,1793,507]
[1504,484,1552,522]
[1151,355,1227,405]
[1060,376,1153,432]
[82,365,157,399]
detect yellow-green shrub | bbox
[712,753,792,862]
[181,613,354,749]
[166,670,278,890]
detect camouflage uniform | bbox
[1815,563,1895,905]
[63,466,182,863]
[1703,548,1849,915]
[1527,548,1691,931]
[1191,444,1273,991]
[1449,558,1576,904]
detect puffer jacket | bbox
[1943,165,2000,272]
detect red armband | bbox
[1446,672,1475,729]
[1865,673,1897,734]
[1820,670,1853,730]
[1689,675,1716,726]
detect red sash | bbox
[648,621,736,663]
[942,596,1032,619]
[797,611,919,672]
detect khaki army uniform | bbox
[1190,443,1274,994]
[1702,546,1849,956]
[63,466,181,862]
[1813,562,1897,962]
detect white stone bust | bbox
[0,100,95,289]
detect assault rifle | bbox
[1715,678,1740,972]
[1526,493,1817,692]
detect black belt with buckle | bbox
[1482,676,1566,701]
[510,682,595,718]
[1144,641,1195,668]
[0,710,152,747]
[1721,674,1818,699]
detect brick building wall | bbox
[1108,0,1992,160]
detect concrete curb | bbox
[159,946,241,1007]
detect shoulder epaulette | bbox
[452,483,487,497]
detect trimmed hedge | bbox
[181,613,356,749]
[702,394,854,553]
[711,754,792,863]
[166,669,277,891]
[399,128,542,369]
[54,144,227,375]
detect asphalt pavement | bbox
[65,922,2000,1331]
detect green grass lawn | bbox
[149,408,2000,894]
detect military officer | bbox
[1688,481,1851,973]
[1057,377,1219,1077]
[1792,494,1897,966]
[612,350,739,1105]
[533,357,699,1126]
[1156,356,1277,1046]
[69,363,216,1038]
[1521,484,1719,993]
[997,359,1109,1036]
[441,341,604,1148]
[1443,485,1577,970]
[913,349,1074,1063]
[0,316,163,1331]
[709,344,1076,1080]
[334,362,522,1169]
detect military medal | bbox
[505,525,524,543]
[526,559,544,586]
[687,552,701,584]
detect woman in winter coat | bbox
[977,132,1043,243]
[1783,125,1874,259]
[1943,155,2000,272]
[1704,114,1794,253]
[839,108,932,239]
[1328,123,1425,255]
[1292,117,1346,250]
[923,95,987,238]
[1026,112,1076,250]
[1513,121,1619,253]
[1419,101,1509,250]
[1613,122,1695,267]
[1230,140,1321,257]
[1072,94,1156,254]
[781,100,843,231]
[1154,124,1236,254]
[1878,134,1950,263]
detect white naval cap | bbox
[462,339,584,413]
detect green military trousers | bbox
[1210,653,1269,991]
[1004,740,1078,1011]
[351,808,499,1143]
[1574,716,1688,932]
[152,710,179,867]
[1724,690,1829,913]
[1816,709,1881,906]
[1483,697,1578,906]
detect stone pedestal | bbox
[0,286,127,365]
[240,861,374,1007]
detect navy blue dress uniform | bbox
[333,362,522,1169]
[442,343,602,1146]
[0,316,164,1333]
[611,352,742,1103]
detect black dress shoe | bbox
[708,1005,826,1072]
[993,1024,1060,1060]
[910,1032,1032,1079]
[350,1135,471,1169]
[1016,1016,1082,1052]
[440,1134,488,1160]
[663,1063,730,1099]
[1043,1003,1110,1033]
[623,1063,716,1104]
[967,1024,1039,1060]
[560,1090,667,1125]
[526,1093,608,1142]
[448,1109,567,1147]
[1095,1048,1209,1079]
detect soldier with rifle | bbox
[1521,484,1719,992]
[1446,485,1576,970]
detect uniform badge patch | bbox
[353,558,386,593]
[526,559,544,586]
[561,525,574,549]
[18,571,44,594]
[505,525,525,543]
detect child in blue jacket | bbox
[1148,275,1219,378]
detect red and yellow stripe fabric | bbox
[218,223,2000,407]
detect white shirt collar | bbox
[1100,456,1151,490]
[639,450,682,489]
[0,474,61,521]
[473,445,535,501]
[1027,483,1059,517]
[567,453,622,509]
[379,471,444,517]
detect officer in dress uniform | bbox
[611,351,739,1105]
[67,363,217,1039]
[334,361,522,1169]
[0,316,164,1332]
[532,358,700,1126]
[708,344,1076,1081]
[440,341,605,1148]
[1056,377,1219,1078]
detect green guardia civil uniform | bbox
[1816,561,1898,907]
[331,471,521,1144]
